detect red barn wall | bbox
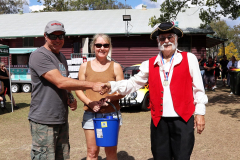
[1,34,207,67]
[191,35,206,59]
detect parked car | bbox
[119,64,150,111]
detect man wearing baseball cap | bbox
[28,20,107,159]
[103,22,208,159]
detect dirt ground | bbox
[0,80,240,160]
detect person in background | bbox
[213,56,220,89]
[75,34,124,160]
[237,59,240,69]
[227,56,238,86]
[220,55,229,87]
[102,22,207,160]
[204,56,216,91]
[28,20,106,160]
[198,54,207,85]
[0,62,19,109]
[227,56,238,69]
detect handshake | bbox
[93,82,112,95]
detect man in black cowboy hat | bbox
[102,22,208,160]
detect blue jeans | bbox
[200,70,205,86]
[82,111,122,129]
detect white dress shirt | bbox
[227,61,239,69]
[237,61,240,69]
[109,50,208,116]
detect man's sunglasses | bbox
[95,43,110,48]
[46,34,65,40]
[159,35,175,42]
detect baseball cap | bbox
[44,20,66,34]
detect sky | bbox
[25,0,160,11]
[24,0,239,28]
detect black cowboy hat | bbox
[150,22,183,40]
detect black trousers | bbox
[151,116,195,160]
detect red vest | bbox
[149,51,195,127]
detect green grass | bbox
[0,92,86,160]
[0,92,152,159]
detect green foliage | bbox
[0,0,28,14]
[208,20,230,57]
[149,0,240,28]
[35,0,131,12]
[209,20,240,57]
[69,0,91,11]
[229,24,240,54]
[210,20,230,39]
[37,0,70,11]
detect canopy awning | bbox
[206,35,228,48]
[9,48,37,54]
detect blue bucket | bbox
[93,102,120,147]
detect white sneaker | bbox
[212,86,217,89]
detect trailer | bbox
[8,51,95,92]
[7,48,37,93]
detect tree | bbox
[149,0,240,28]
[229,24,240,54]
[208,20,230,57]
[69,0,89,11]
[218,42,239,60]
[112,2,131,9]
[210,20,230,40]
[36,0,131,12]
[37,0,70,12]
[52,0,70,11]
[88,0,117,10]
[0,0,28,14]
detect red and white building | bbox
[0,7,226,68]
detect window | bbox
[12,54,30,67]
[23,37,34,47]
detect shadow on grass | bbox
[81,151,135,160]
[207,87,240,121]
[207,93,240,106]
[0,102,29,115]
[219,108,240,121]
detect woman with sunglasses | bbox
[0,62,19,109]
[76,34,124,160]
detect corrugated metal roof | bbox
[0,8,213,38]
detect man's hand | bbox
[68,99,77,111]
[194,115,205,134]
[92,82,107,92]
[100,82,111,95]
[92,82,111,94]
